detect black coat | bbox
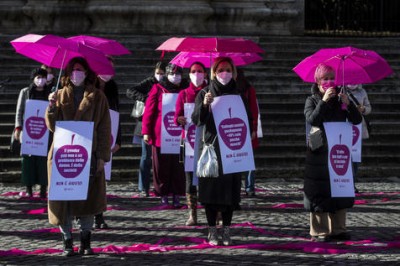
[191,79,249,209]
[303,84,362,213]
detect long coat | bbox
[141,82,182,147]
[192,79,250,209]
[45,84,111,225]
[303,85,362,213]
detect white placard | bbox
[184,103,195,172]
[351,123,362,163]
[323,122,354,198]
[104,109,119,181]
[49,121,94,201]
[161,93,181,154]
[211,95,255,174]
[21,100,49,156]
[256,100,263,138]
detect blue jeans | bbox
[59,215,93,240]
[138,138,152,193]
[245,170,255,193]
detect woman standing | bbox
[46,57,111,256]
[174,62,208,225]
[192,57,250,246]
[142,63,187,206]
[14,68,50,198]
[304,63,362,242]
[126,61,166,197]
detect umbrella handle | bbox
[54,50,67,92]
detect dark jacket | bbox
[191,79,250,208]
[303,84,362,213]
[103,79,121,147]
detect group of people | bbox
[13,53,371,255]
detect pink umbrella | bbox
[293,46,393,85]
[170,51,263,68]
[156,37,265,53]
[68,35,131,56]
[10,34,114,75]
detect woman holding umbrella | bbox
[304,63,362,242]
[46,57,111,256]
[174,61,208,226]
[192,57,251,246]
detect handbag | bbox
[196,128,218,177]
[308,126,324,151]
[10,129,21,155]
[130,100,145,118]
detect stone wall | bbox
[0,0,304,36]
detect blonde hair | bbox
[314,63,335,83]
[210,57,237,80]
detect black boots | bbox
[62,236,74,257]
[78,230,94,255]
[26,186,33,197]
[39,185,47,198]
[94,213,108,229]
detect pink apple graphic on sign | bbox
[55,134,88,178]
[163,111,181,137]
[352,125,360,146]
[218,107,247,150]
[329,134,350,176]
[25,109,47,139]
[186,124,196,149]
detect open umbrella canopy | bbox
[170,51,263,68]
[156,37,265,53]
[11,34,114,75]
[68,35,131,56]
[293,46,393,85]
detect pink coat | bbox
[141,83,169,147]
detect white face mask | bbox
[46,74,54,83]
[216,71,232,85]
[98,75,113,82]
[34,77,46,88]
[70,70,86,86]
[347,84,358,90]
[189,72,205,87]
[167,74,181,85]
[154,74,164,82]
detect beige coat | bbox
[45,84,111,225]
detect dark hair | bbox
[166,63,183,74]
[30,68,48,80]
[155,61,167,72]
[189,61,207,73]
[64,57,96,86]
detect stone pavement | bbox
[1,178,400,266]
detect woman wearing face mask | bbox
[126,61,166,197]
[346,84,372,193]
[304,63,362,242]
[41,65,57,91]
[14,68,50,198]
[142,63,188,207]
[46,57,111,256]
[191,57,252,246]
[174,62,208,226]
